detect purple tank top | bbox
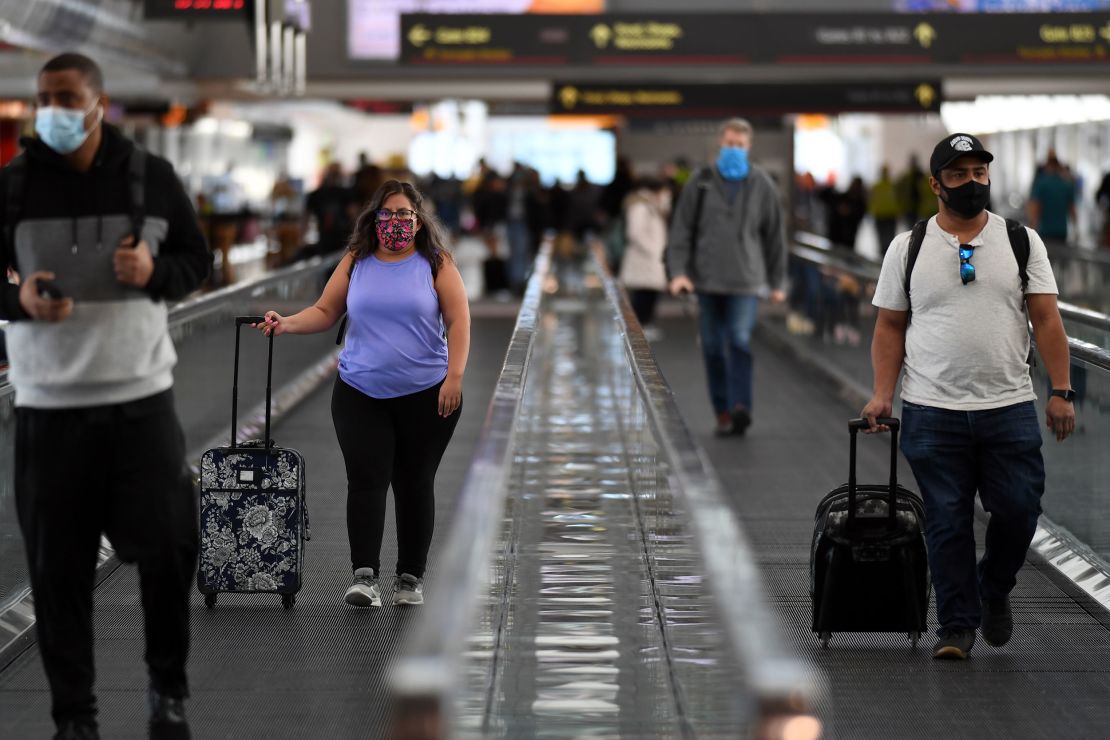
[338,252,447,399]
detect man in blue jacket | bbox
[0,53,209,739]
[667,118,787,436]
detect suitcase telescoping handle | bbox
[231,316,273,451]
[847,417,900,528]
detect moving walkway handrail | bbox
[388,244,549,733]
[0,250,345,392]
[790,234,1110,373]
[593,244,822,725]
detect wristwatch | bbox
[1050,388,1077,402]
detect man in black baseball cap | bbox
[929,132,994,177]
[864,129,1076,662]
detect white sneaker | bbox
[344,567,382,607]
[392,573,424,605]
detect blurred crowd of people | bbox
[789,151,1110,347]
[270,154,690,325]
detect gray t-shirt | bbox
[872,212,1057,411]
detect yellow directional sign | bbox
[1100,22,1110,42]
[914,22,936,49]
[408,24,432,48]
[590,23,612,49]
[559,86,579,110]
[914,83,937,109]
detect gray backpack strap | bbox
[4,153,27,269]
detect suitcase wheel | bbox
[819,632,831,649]
[204,594,217,610]
[282,594,295,610]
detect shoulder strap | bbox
[128,146,147,242]
[687,168,713,270]
[4,153,27,269]
[335,314,348,346]
[1004,217,1030,292]
[903,218,929,310]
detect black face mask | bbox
[940,179,990,219]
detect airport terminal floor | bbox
[1,248,1110,738]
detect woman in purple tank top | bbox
[253,180,471,607]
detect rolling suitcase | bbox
[197,316,309,610]
[810,417,929,648]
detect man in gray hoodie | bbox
[1,53,208,740]
[667,118,787,436]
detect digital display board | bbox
[550,81,944,117]
[144,0,250,19]
[901,1,1107,10]
[347,0,604,61]
[400,12,1110,66]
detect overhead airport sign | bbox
[400,12,1110,66]
[550,81,943,117]
[144,0,251,19]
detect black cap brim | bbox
[933,150,993,177]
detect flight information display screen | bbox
[347,0,604,61]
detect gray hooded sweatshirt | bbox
[665,165,787,295]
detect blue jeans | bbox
[696,293,759,414]
[899,401,1045,632]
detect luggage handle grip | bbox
[231,316,274,451]
[847,416,900,529]
[849,417,899,432]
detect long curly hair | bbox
[346,179,451,277]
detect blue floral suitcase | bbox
[197,316,309,609]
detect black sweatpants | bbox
[15,389,198,726]
[331,376,461,579]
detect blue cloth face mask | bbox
[716,146,750,182]
[35,101,101,155]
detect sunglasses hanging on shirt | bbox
[959,244,976,285]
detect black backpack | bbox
[903,217,1030,315]
[3,147,147,270]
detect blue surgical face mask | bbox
[717,146,749,182]
[35,101,101,155]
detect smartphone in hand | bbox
[37,279,64,300]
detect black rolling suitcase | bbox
[197,316,309,610]
[810,417,929,648]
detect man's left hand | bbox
[1045,396,1076,442]
[769,289,787,304]
[114,235,155,288]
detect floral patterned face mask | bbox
[376,218,415,252]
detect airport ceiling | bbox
[0,1,1107,107]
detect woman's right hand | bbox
[254,310,286,337]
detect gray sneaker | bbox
[393,573,424,605]
[344,567,382,607]
[932,628,975,660]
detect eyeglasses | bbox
[376,208,415,221]
[959,244,976,285]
